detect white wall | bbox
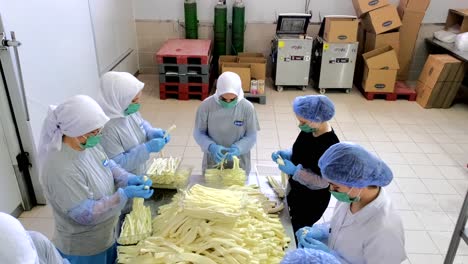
[0,0,102,147]
[133,0,467,23]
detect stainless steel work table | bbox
[145,169,297,250]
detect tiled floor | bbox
[20,74,468,263]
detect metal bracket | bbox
[0,31,22,51]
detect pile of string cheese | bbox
[118,198,152,245]
[117,184,290,264]
[147,157,190,188]
[205,156,246,187]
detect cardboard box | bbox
[365,31,400,55]
[418,55,462,88]
[238,52,264,58]
[354,24,367,87]
[362,5,402,34]
[352,0,389,17]
[324,17,359,43]
[362,45,400,93]
[397,9,425,80]
[446,9,468,33]
[441,64,466,108]
[442,81,463,108]
[399,0,430,12]
[218,55,237,74]
[221,63,251,92]
[416,55,465,108]
[416,81,443,108]
[238,57,267,81]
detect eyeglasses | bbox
[88,128,103,137]
[219,96,237,103]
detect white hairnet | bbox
[0,213,39,264]
[99,71,144,119]
[214,71,244,104]
[38,95,109,163]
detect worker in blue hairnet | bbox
[272,95,339,235]
[296,142,407,264]
[280,248,340,264]
[194,71,259,174]
[39,95,153,264]
[98,71,170,175]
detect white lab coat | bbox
[328,188,407,264]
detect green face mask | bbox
[80,134,102,149]
[298,123,317,133]
[124,103,141,116]
[219,99,237,109]
[330,188,361,203]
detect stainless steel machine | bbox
[271,13,313,92]
[311,16,358,94]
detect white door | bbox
[0,17,44,208]
[0,78,22,214]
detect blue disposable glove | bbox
[147,128,165,140]
[145,138,168,153]
[128,175,144,186]
[296,226,329,244]
[298,238,331,253]
[225,145,241,161]
[209,144,228,164]
[123,185,154,199]
[128,175,153,187]
[278,159,299,175]
[271,149,292,162]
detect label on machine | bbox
[290,56,304,61]
[328,58,350,64]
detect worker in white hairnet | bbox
[0,212,70,264]
[194,71,259,174]
[296,142,406,264]
[98,71,170,175]
[271,95,339,236]
[39,95,153,264]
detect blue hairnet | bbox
[318,142,393,188]
[281,248,341,264]
[293,95,335,123]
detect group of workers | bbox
[0,71,406,264]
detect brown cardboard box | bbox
[397,9,425,80]
[416,55,464,108]
[218,55,237,74]
[238,57,267,81]
[238,52,264,58]
[442,82,463,108]
[221,63,251,92]
[432,82,455,108]
[446,9,468,33]
[324,17,359,43]
[365,31,400,54]
[362,45,400,93]
[418,55,462,88]
[354,24,367,87]
[442,63,466,108]
[352,0,389,17]
[416,81,443,108]
[398,0,430,12]
[362,5,402,34]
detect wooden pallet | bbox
[360,82,417,101]
[160,82,210,94]
[156,39,212,64]
[159,91,209,101]
[244,93,266,104]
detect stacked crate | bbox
[155,39,212,100]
